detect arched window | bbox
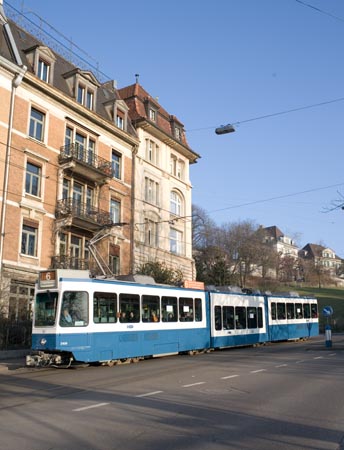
[170,191,183,216]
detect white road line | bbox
[135,390,163,398]
[250,369,266,374]
[329,353,336,356]
[313,356,323,359]
[182,382,206,388]
[275,364,287,368]
[221,374,239,380]
[296,360,305,364]
[73,402,109,412]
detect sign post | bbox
[322,306,333,348]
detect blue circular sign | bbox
[323,306,334,317]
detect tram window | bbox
[214,305,222,330]
[235,306,246,329]
[60,291,88,327]
[179,297,194,321]
[277,303,286,320]
[257,307,263,328]
[271,302,277,320]
[303,303,311,319]
[142,295,160,322]
[119,293,140,323]
[34,292,58,326]
[311,303,318,318]
[287,303,295,319]
[247,307,257,329]
[223,306,234,329]
[195,298,202,322]
[161,296,177,321]
[93,292,117,323]
[295,303,303,319]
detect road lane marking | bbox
[221,374,239,380]
[135,391,163,398]
[329,353,336,356]
[313,356,323,359]
[275,364,287,368]
[182,382,206,388]
[250,369,267,373]
[73,402,109,412]
[296,360,305,363]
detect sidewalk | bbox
[0,349,28,372]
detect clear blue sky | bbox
[5,0,344,256]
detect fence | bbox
[0,319,32,350]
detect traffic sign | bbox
[323,306,334,317]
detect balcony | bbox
[59,144,112,183]
[56,198,113,231]
[51,256,90,270]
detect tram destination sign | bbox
[38,270,57,289]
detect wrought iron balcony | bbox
[59,143,113,182]
[56,198,113,231]
[51,256,90,270]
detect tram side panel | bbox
[209,291,269,349]
[266,295,319,342]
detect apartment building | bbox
[0,9,138,318]
[118,82,200,280]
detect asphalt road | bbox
[1,337,344,450]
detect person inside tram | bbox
[120,311,127,323]
[61,308,73,326]
[128,311,135,322]
[151,311,159,322]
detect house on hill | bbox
[299,244,343,276]
[262,225,299,258]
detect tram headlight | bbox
[40,338,47,346]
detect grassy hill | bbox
[291,286,344,332]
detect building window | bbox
[145,220,158,247]
[144,177,159,205]
[111,199,121,224]
[109,255,120,275]
[37,58,50,82]
[170,155,185,179]
[175,127,181,141]
[170,228,183,255]
[21,222,38,256]
[25,162,41,197]
[77,84,94,109]
[145,139,159,166]
[149,108,156,121]
[29,107,45,141]
[112,151,122,179]
[9,281,34,321]
[116,115,124,129]
[170,191,182,216]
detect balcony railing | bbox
[56,198,113,227]
[59,144,113,177]
[51,256,90,270]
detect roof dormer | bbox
[103,98,129,131]
[63,68,100,110]
[24,45,56,83]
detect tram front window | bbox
[34,292,58,326]
[60,291,88,327]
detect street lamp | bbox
[215,123,235,135]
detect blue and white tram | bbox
[26,269,319,367]
[266,294,319,342]
[209,290,269,348]
[27,270,210,366]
